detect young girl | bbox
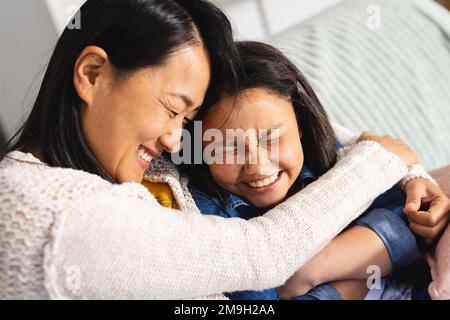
[184,41,431,300]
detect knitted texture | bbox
[0,138,410,299]
[144,157,226,300]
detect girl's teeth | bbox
[247,173,279,188]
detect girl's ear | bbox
[73,46,109,106]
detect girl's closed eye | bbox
[259,130,282,149]
[222,129,283,154]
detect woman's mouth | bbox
[136,145,154,169]
[242,171,283,193]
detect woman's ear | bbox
[73,46,109,105]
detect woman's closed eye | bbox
[164,104,191,126]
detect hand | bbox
[404,178,450,244]
[358,132,419,166]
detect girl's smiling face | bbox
[202,88,304,208]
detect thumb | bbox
[404,186,423,214]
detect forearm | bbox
[45,142,407,299]
[279,225,392,297]
[332,123,435,186]
[307,226,392,282]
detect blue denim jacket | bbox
[189,144,423,300]
[190,165,318,221]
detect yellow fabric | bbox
[142,181,179,209]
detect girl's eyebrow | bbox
[261,125,282,138]
[268,123,282,130]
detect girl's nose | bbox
[244,146,272,175]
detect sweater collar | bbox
[5,151,45,165]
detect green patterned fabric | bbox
[270,0,450,170]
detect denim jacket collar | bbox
[222,165,318,213]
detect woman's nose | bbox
[159,128,183,153]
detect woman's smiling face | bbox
[75,45,210,183]
[202,88,304,208]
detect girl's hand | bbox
[358,132,419,166]
[404,178,450,244]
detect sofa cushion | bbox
[427,165,450,300]
[430,165,450,198]
[270,0,450,170]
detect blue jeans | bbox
[352,186,423,274]
[225,283,342,300]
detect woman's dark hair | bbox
[182,41,338,201]
[3,0,239,182]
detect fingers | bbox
[406,196,450,227]
[409,214,449,243]
[404,186,424,215]
[427,196,450,226]
[404,178,450,242]
[404,179,428,215]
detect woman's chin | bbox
[116,168,146,184]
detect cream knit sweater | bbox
[0,126,430,299]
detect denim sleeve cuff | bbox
[352,208,422,273]
[296,283,342,300]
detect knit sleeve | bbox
[44,141,407,299]
[332,123,436,186]
[332,122,360,146]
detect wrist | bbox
[401,164,437,189]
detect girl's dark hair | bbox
[235,41,337,173]
[3,0,239,182]
[182,41,338,200]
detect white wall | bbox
[211,0,341,40]
[45,0,342,39]
[0,0,57,139]
[261,0,341,35]
[45,0,84,34]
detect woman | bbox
[0,0,448,299]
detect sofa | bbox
[270,0,450,171]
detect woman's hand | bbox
[404,178,450,244]
[358,132,419,166]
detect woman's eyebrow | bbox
[169,93,194,107]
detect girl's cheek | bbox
[210,164,240,186]
[279,144,303,171]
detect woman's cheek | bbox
[137,113,168,142]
